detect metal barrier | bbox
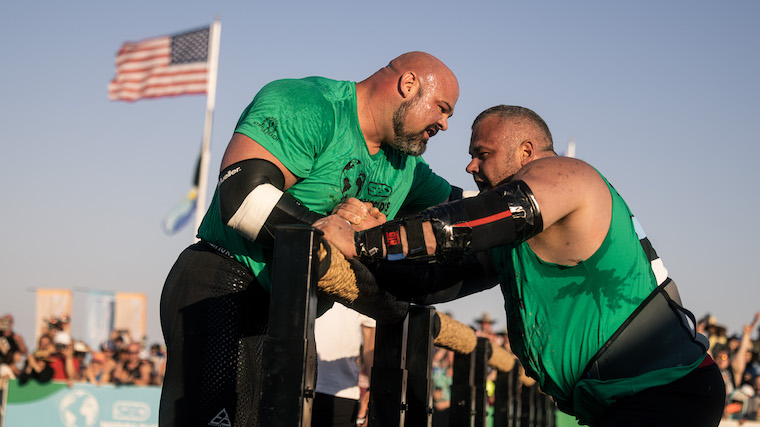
[262,226,557,426]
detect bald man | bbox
[159,52,460,427]
[317,105,725,426]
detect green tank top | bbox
[490,174,703,423]
[198,77,450,290]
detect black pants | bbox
[311,392,359,427]
[159,242,269,427]
[598,362,726,427]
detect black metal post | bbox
[259,225,321,427]
[492,370,511,427]
[511,362,522,427]
[404,305,437,427]
[473,338,491,427]
[450,348,476,427]
[369,313,409,427]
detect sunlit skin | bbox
[219,51,458,189]
[364,52,458,156]
[317,108,613,268]
[466,114,525,191]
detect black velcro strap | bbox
[356,227,384,260]
[383,222,404,261]
[404,216,427,258]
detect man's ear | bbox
[398,71,418,99]
[518,140,536,166]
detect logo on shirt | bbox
[338,159,393,214]
[340,159,367,197]
[254,117,279,141]
[368,182,392,197]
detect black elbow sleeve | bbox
[218,158,323,247]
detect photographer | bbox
[1,314,28,364]
[48,333,79,385]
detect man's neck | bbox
[355,81,384,155]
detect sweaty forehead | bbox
[468,135,495,155]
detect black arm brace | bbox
[218,158,324,248]
[355,180,543,263]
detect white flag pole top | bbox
[565,137,576,158]
[194,17,221,242]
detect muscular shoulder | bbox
[253,78,335,118]
[515,157,602,185]
[517,157,612,264]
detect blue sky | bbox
[2,1,759,346]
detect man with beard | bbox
[316,105,725,426]
[159,51,459,427]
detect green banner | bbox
[5,379,160,427]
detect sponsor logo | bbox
[209,408,232,427]
[112,400,151,422]
[254,117,279,141]
[368,182,392,197]
[58,389,99,427]
[219,166,241,184]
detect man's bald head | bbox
[386,51,458,95]
[356,52,459,155]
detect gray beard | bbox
[390,98,426,157]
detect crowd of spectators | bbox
[428,310,760,425]
[701,312,760,422]
[6,309,760,423]
[0,313,165,388]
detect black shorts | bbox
[598,362,726,427]
[159,242,270,427]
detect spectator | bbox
[431,346,453,426]
[149,343,167,386]
[0,349,23,380]
[729,315,760,391]
[49,333,79,385]
[312,304,375,427]
[112,343,152,386]
[741,375,760,421]
[36,334,55,355]
[18,349,54,385]
[474,312,500,345]
[1,314,28,364]
[72,341,91,381]
[84,351,114,386]
[705,317,729,354]
[715,348,734,398]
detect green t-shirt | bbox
[490,174,702,424]
[198,77,450,289]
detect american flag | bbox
[108,26,210,102]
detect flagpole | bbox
[194,17,222,242]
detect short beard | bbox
[390,92,427,156]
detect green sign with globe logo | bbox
[4,379,160,426]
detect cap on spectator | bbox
[73,341,90,353]
[54,332,72,346]
[475,312,496,324]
